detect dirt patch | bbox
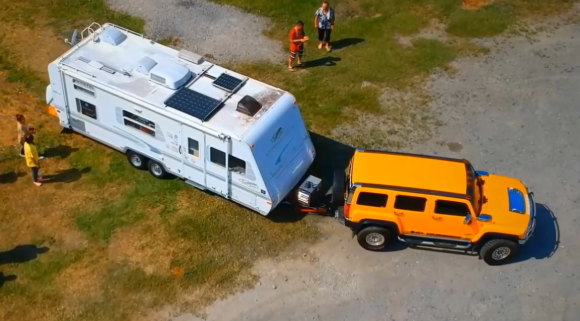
[331,84,439,149]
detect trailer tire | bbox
[127,151,148,170]
[148,160,168,179]
[330,168,345,209]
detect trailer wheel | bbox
[148,160,168,179]
[127,151,148,170]
[330,168,345,209]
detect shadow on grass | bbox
[513,203,560,263]
[332,37,365,50]
[43,145,79,159]
[43,167,91,183]
[0,245,49,288]
[0,171,25,184]
[0,244,49,265]
[303,56,342,68]
[0,272,17,288]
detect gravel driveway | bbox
[176,14,580,321]
[106,0,282,62]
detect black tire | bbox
[357,226,392,251]
[480,239,518,265]
[127,151,148,170]
[148,160,168,179]
[330,168,345,208]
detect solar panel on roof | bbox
[165,88,223,121]
[213,73,244,92]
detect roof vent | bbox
[149,60,193,90]
[98,26,127,46]
[178,49,204,65]
[137,56,157,74]
[237,95,262,116]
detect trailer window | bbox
[188,138,199,158]
[122,110,155,136]
[210,148,226,167]
[76,99,97,119]
[228,155,246,175]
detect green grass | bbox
[447,2,515,37]
[0,42,46,95]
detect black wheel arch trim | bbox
[474,233,519,250]
[347,219,400,235]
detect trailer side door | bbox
[204,134,231,198]
[181,125,206,186]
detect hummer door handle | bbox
[394,211,403,216]
[431,216,443,220]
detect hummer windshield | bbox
[466,164,483,215]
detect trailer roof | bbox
[56,23,287,140]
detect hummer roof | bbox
[350,150,471,196]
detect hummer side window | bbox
[356,192,388,207]
[435,200,470,216]
[394,195,426,212]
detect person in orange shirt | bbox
[288,21,309,71]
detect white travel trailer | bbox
[46,23,316,215]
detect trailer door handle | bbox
[178,146,182,154]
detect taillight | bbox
[344,203,351,219]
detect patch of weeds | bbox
[0,42,46,95]
[447,2,515,37]
[75,178,180,242]
[412,38,457,72]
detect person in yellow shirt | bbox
[23,135,42,186]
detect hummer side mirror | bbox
[463,213,471,224]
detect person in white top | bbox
[314,1,335,52]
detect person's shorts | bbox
[289,47,304,59]
[318,28,332,43]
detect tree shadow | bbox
[0,171,25,184]
[42,167,91,183]
[0,245,49,265]
[42,145,79,159]
[512,203,560,263]
[331,37,365,50]
[302,56,342,68]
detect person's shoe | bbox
[326,46,332,52]
[318,43,323,50]
[39,156,45,160]
[288,66,295,72]
[19,154,25,157]
[34,181,42,187]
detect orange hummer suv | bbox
[337,150,536,265]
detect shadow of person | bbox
[42,145,79,159]
[42,167,91,183]
[0,245,49,265]
[331,37,365,50]
[512,203,560,263]
[303,56,342,68]
[0,171,25,184]
[0,272,18,288]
